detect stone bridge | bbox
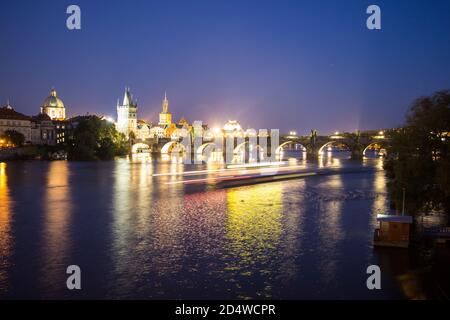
[131,129,391,160]
[278,129,390,159]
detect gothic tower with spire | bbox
[158,92,172,126]
[116,87,137,138]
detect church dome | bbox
[42,89,65,108]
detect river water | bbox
[0,152,439,299]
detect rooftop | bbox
[0,106,31,121]
[32,113,52,122]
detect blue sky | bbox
[1,0,450,134]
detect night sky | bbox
[1,0,450,134]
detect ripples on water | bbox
[0,154,409,299]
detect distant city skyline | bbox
[1,0,450,134]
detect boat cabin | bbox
[373,214,413,248]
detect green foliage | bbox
[3,130,25,147]
[384,91,450,215]
[128,130,136,141]
[68,116,130,161]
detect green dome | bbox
[42,89,65,108]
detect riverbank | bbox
[0,146,40,161]
[0,146,68,161]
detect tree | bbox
[384,90,450,215]
[68,116,130,160]
[129,130,136,141]
[115,132,129,156]
[3,130,25,147]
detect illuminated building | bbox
[0,102,32,144]
[178,117,189,127]
[31,113,56,145]
[150,93,177,139]
[223,120,243,137]
[0,101,59,146]
[165,119,191,140]
[41,88,66,120]
[39,88,67,144]
[149,125,165,139]
[158,92,172,126]
[116,87,137,138]
[114,90,202,141]
[136,119,152,140]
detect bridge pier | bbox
[350,144,364,160]
[350,149,364,160]
[306,145,319,159]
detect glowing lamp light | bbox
[379,131,384,135]
[335,131,339,135]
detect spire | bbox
[123,87,131,106]
[162,91,169,113]
[50,87,57,97]
[5,99,12,109]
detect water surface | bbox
[0,154,413,299]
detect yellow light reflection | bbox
[0,162,12,293]
[131,153,152,163]
[371,169,389,229]
[224,183,283,298]
[42,161,72,294]
[131,159,154,230]
[318,154,342,168]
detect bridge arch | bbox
[233,141,248,155]
[363,142,387,156]
[233,141,265,154]
[318,141,351,156]
[275,141,306,155]
[233,141,265,161]
[197,142,216,155]
[161,141,186,154]
[132,143,151,154]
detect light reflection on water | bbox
[317,175,344,285]
[0,154,418,299]
[40,162,73,296]
[224,184,283,299]
[0,163,12,294]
